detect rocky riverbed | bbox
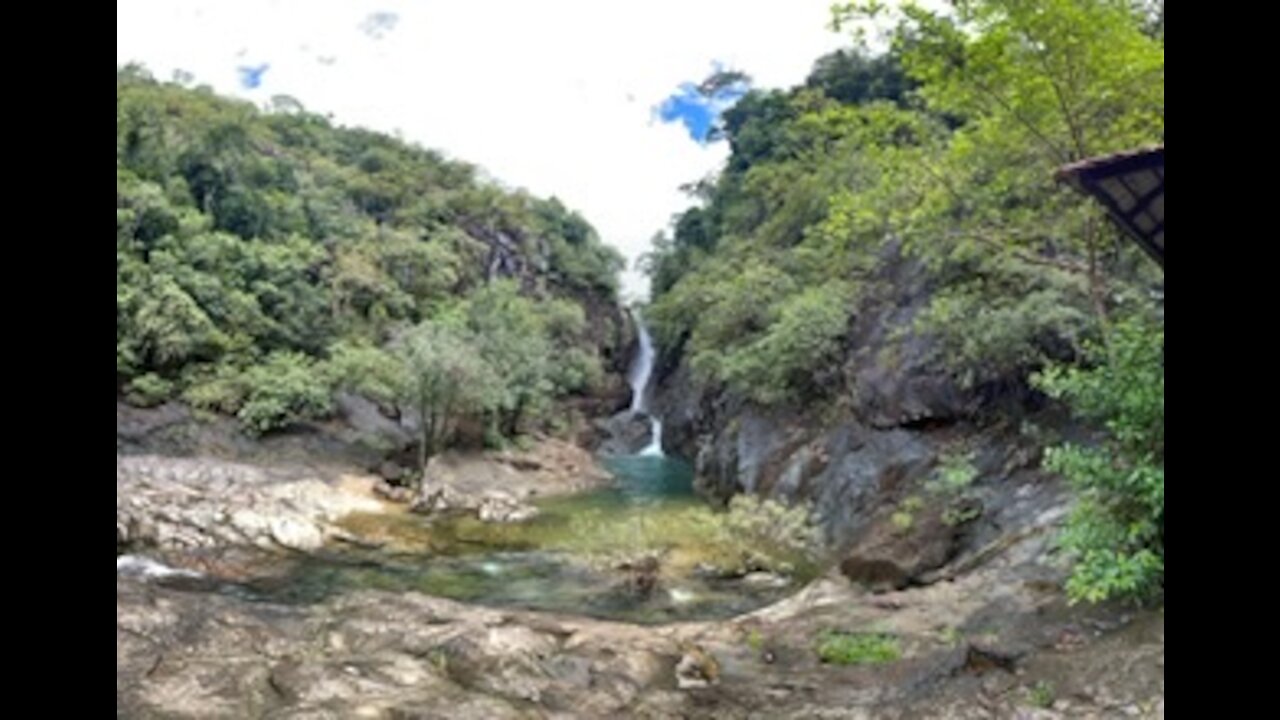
[117,443,1163,718]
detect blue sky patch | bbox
[237,63,270,89]
[657,74,749,143]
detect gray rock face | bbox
[651,243,1066,568]
[116,398,405,471]
[333,391,414,452]
[592,410,655,456]
[838,501,975,593]
[116,401,193,455]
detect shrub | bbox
[721,495,825,570]
[182,361,250,414]
[323,341,405,407]
[1035,318,1164,604]
[125,373,174,407]
[236,352,334,435]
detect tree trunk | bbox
[1085,218,1110,331]
[417,427,429,490]
[505,398,527,439]
[416,398,435,490]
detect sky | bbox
[117,0,852,301]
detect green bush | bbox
[182,361,250,414]
[719,281,855,405]
[125,373,175,407]
[1035,318,1164,604]
[323,341,406,407]
[721,495,825,571]
[236,352,334,436]
[916,276,1093,390]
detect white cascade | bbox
[627,313,665,457]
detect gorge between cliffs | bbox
[116,11,1165,713]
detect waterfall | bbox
[627,312,664,457]
[628,315,655,413]
[641,418,664,457]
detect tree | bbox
[719,281,855,405]
[805,48,914,107]
[835,0,1165,328]
[463,281,555,439]
[394,321,499,477]
[130,274,227,369]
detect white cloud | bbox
[117,0,849,301]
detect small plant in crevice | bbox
[942,500,983,528]
[815,631,901,666]
[891,495,924,534]
[928,450,983,527]
[936,626,963,648]
[1026,680,1056,709]
[425,647,451,676]
[930,451,979,494]
[891,510,914,533]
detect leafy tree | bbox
[650,0,1163,408]
[182,360,253,415]
[805,48,914,107]
[394,321,500,475]
[463,281,556,438]
[835,0,1165,331]
[125,373,176,408]
[535,198,625,294]
[649,99,941,405]
[129,274,227,369]
[719,281,855,405]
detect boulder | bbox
[593,410,655,456]
[477,494,541,524]
[839,502,977,592]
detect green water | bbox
[225,455,810,623]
